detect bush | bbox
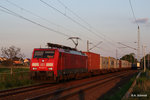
[1,60,13,66]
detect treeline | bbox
[0,46,30,66]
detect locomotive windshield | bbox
[33,50,55,58]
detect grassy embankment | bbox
[129,70,150,100]
[101,71,138,100]
[0,67,34,90]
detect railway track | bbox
[0,82,54,97]
[26,70,136,100]
[0,70,137,100]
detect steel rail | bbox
[26,70,135,100]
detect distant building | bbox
[0,57,7,61]
[24,58,30,66]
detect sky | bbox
[0,0,150,59]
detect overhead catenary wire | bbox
[5,0,99,43]
[1,1,131,57]
[56,0,123,51]
[57,0,92,29]
[129,0,139,26]
[57,0,119,46]
[56,0,133,56]
[40,0,97,36]
[129,0,142,61]
[5,0,97,41]
[1,1,110,53]
[5,0,61,28]
[5,0,80,37]
[40,0,123,50]
[0,5,70,38]
[3,0,109,52]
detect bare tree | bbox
[1,45,24,60]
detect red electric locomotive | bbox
[30,43,88,81]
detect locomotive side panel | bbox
[57,51,88,77]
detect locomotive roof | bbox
[47,43,76,51]
[33,48,86,56]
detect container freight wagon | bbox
[108,57,116,72]
[30,43,88,81]
[116,60,120,71]
[84,52,100,75]
[127,62,132,69]
[121,60,129,69]
[113,59,117,69]
[100,56,109,73]
[100,56,108,69]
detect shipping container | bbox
[119,60,122,68]
[108,57,115,69]
[121,60,128,68]
[100,56,108,69]
[116,60,120,68]
[113,59,117,68]
[83,52,100,71]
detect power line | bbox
[57,0,129,54]
[5,0,81,37]
[5,0,99,43]
[1,1,128,56]
[5,0,60,27]
[0,2,102,51]
[57,0,92,29]
[118,42,137,50]
[57,0,119,46]
[0,3,114,55]
[129,0,139,26]
[0,5,70,37]
[40,0,95,34]
[129,0,141,61]
[40,0,121,50]
[56,0,122,49]
[57,0,117,44]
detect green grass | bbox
[129,70,150,100]
[0,67,33,90]
[0,68,10,73]
[13,68,30,72]
[0,72,34,90]
[0,67,29,73]
[101,72,138,100]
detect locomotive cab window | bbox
[34,51,44,58]
[33,50,55,58]
[44,51,55,58]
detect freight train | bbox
[30,43,132,81]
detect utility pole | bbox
[137,26,140,62]
[87,40,102,52]
[148,52,149,69]
[143,45,146,72]
[116,49,118,59]
[68,37,81,49]
[87,40,91,52]
[136,26,140,68]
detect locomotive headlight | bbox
[46,63,53,66]
[32,63,39,66]
[32,67,37,70]
[48,68,53,70]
